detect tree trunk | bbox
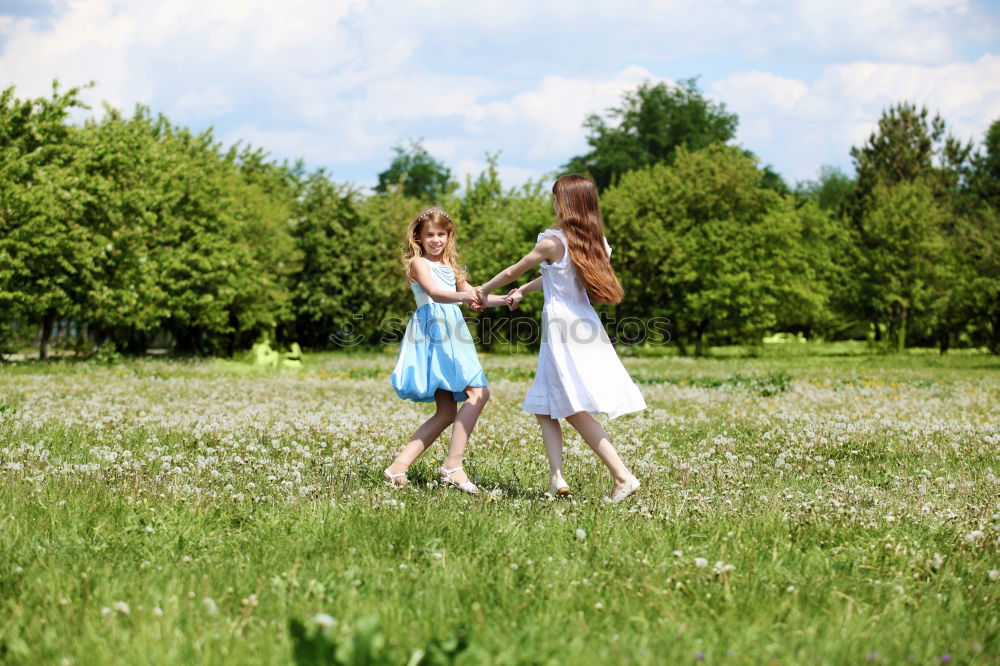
[937,326,950,355]
[694,321,709,357]
[39,314,54,360]
[894,303,908,352]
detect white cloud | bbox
[712,54,1000,182]
[1,0,998,188]
[176,85,233,117]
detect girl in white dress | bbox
[475,174,645,502]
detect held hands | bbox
[505,287,523,311]
[473,286,486,311]
[465,286,522,311]
[464,289,483,311]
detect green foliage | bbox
[971,118,1000,206]
[796,165,856,213]
[457,155,553,348]
[603,144,844,354]
[844,103,998,353]
[565,79,738,190]
[2,82,999,357]
[375,141,455,202]
[0,82,94,359]
[92,341,122,365]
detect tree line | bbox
[1,80,998,358]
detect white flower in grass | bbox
[112,601,130,615]
[694,558,708,569]
[964,530,984,543]
[989,570,999,582]
[312,613,336,628]
[575,529,587,540]
[202,597,217,615]
[152,606,164,617]
[714,561,735,574]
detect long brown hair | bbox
[552,174,623,305]
[401,207,468,284]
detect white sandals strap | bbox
[383,468,408,486]
[438,466,479,494]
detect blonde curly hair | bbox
[401,207,468,284]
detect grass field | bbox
[1,346,998,665]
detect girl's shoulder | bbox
[536,227,565,243]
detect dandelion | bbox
[694,558,708,568]
[312,613,336,628]
[202,597,217,615]
[989,570,999,581]
[714,561,736,574]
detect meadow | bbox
[0,346,997,665]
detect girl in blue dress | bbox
[385,208,508,494]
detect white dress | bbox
[522,228,647,420]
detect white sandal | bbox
[546,479,571,498]
[383,468,409,488]
[438,466,480,495]
[605,475,640,503]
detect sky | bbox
[1,0,999,191]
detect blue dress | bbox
[390,258,488,402]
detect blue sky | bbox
[2,0,999,190]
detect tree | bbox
[850,180,945,352]
[564,79,738,191]
[971,118,1000,207]
[457,155,552,350]
[374,140,455,202]
[846,102,975,352]
[285,170,378,348]
[0,82,93,359]
[796,165,856,214]
[850,102,972,212]
[603,144,841,355]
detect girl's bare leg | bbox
[442,386,490,485]
[535,414,566,487]
[386,390,458,481]
[565,411,633,492]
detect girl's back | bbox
[536,228,612,310]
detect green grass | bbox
[0,347,997,665]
